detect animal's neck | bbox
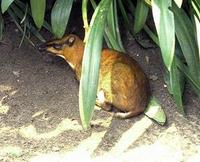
[73,44,85,80]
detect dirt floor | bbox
[0,24,200,162]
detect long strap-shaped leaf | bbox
[89,0,124,52]
[79,0,112,129]
[176,56,200,94]
[134,0,149,34]
[169,57,185,114]
[118,0,134,35]
[152,0,175,71]
[30,0,46,29]
[51,0,73,38]
[194,16,200,58]
[14,0,52,33]
[1,0,14,13]
[172,2,200,83]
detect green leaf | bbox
[106,0,124,52]
[169,57,185,114]
[79,0,112,129]
[164,43,187,114]
[112,0,124,52]
[176,56,200,96]
[30,0,46,29]
[144,97,166,126]
[9,4,45,43]
[107,1,116,39]
[1,0,14,13]
[172,2,200,83]
[118,0,134,35]
[89,0,124,52]
[152,0,175,71]
[192,0,200,21]
[51,0,73,38]
[134,0,149,34]
[125,0,159,46]
[14,0,52,33]
[194,16,200,56]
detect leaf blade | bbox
[152,0,175,71]
[169,57,185,114]
[51,0,73,38]
[134,0,149,34]
[1,0,14,13]
[79,0,112,129]
[172,2,200,82]
[30,0,46,28]
[145,97,166,126]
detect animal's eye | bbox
[53,44,62,50]
[65,36,75,47]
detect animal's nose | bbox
[37,43,47,52]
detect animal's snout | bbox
[37,43,48,52]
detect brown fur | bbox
[38,34,150,118]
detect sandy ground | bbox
[0,24,200,162]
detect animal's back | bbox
[98,49,149,118]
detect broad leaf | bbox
[10,3,45,42]
[51,0,73,38]
[106,0,124,52]
[15,0,52,33]
[79,0,112,129]
[30,0,46,29]
[172,2,200,83]
[152,0,175,71]
[169,57,185,114]
[134,0,149,34]
[176,56,200,96]
[118,0,134,35]
[90,0,124,52]
[145,97,166,126]
[194,16,200,57]
[1,0,14,13]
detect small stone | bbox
[13,70,20,77]
[149,74,158,81]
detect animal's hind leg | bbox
[96,100,112,111]
[96,90,112,111]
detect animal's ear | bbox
[65,36,76,47]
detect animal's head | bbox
[38,34,84,63]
